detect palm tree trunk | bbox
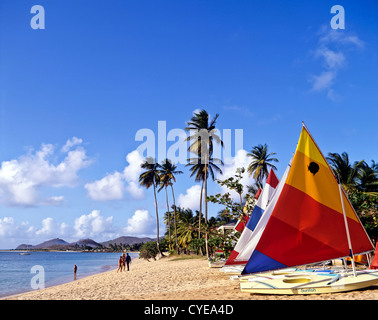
[199,179,204,256]
[170,185,180,254]
[204,163,209,259]
[165,186,171,250]
[153,183,163,256]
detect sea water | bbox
[0,251,138,298]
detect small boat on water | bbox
[19,252,31,255]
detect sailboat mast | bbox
[337,178,357,277]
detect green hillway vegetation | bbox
[138,110,378,261]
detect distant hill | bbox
[16,238,68,250]
[15,236,153,250]
[15,244,34,250]
[70,238,102,248]
[100,236,154,248]
[33,238,69,249]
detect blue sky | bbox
[0,0,377,248]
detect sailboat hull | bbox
[240,270,378,295]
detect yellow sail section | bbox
[296,128,328,168]
[286,127,358,222]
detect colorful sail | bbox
[234,214,249,233]
[242,125,374,275]
[225,169,279,265]
[235,162,291,263]
[234,183,266,234]
[248,169,279,232]
[371,239,378,270]
[254,187,262,200]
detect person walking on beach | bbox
[125,253,131,271]
[122,253,126,271]
[117,256,123,273]
[74,264,77,280]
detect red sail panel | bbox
[255,184,373,266]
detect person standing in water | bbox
[74,264,77,280]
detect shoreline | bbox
[5,256,378,300]
[2,266,119,300]
[1,264,119,300]
[0,251,134,299]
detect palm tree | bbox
[326,152,364,195]
[357,160,378,195]
[247,144,278,187]
[185,110,223,157]
[186,155,223,255]
[175,207,197,253]
[139,157,163,256]
[158,158,183,253]
[186,160,205,245]
[185,109,223,258]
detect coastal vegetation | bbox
[138,109,378,261]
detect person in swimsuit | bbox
[117,256,123,273]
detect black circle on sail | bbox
[308,162,319,176]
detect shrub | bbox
[139,241,159,261]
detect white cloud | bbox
[216,149,255,201]
[318,27,365,48]
[124,209,156,236]
[0,217,17,237]
[123,150,145,199]
[0,212,108,248]
[61,137,83,153]
[85,149,145,201]
[177,184,203,211]
[125,181,145,200]
[310,71,336,91]
[315,47,345,70]
[85,171,124,201]
[0,138,91,207]
[73,210,114,239]
[36,217,68,237]
[0,216,70,248]
[309,26,364,99]
[0,208,159,249]
[43,195,65,206]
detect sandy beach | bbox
[4,256,378,300]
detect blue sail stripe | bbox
[247,205,264,231]
[242,250,287,275]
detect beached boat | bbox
[208,259,226,268]
[238,124,378,294]
[240,270,378,294]
[220,265,245,275]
